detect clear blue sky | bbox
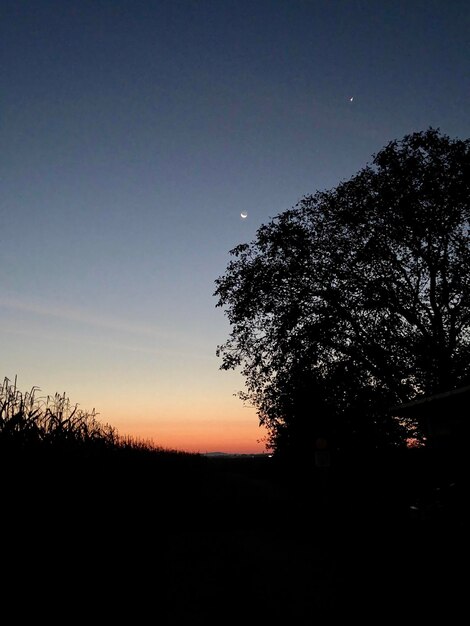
[2,0,469,453]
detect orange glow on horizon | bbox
[105,412,269,455]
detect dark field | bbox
[2,451,466,622]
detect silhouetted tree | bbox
[214,128,470,456]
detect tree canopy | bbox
[214,128,470,456]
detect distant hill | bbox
[203,452,269,458]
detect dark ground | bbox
[2,451,467,622]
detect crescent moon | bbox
[240,211,248,219]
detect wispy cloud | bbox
[0,293,173,339]
[0,293,216,360]
[0,320,215,362]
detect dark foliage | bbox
[214,128,470,456]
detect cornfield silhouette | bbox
[0,375,116,450]
[0,374,193,458]
[0,372,203,514]
[0,374,206,533]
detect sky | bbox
[2,0,469,454]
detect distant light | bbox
[240,211,248,219]
[350,96,354,102]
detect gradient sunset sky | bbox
[2,0,469,453]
